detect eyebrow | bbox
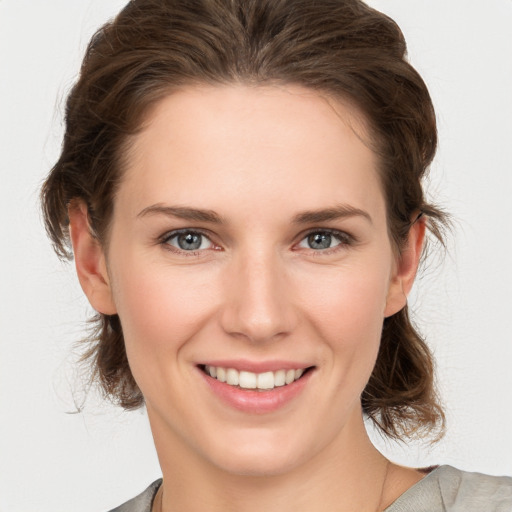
[137,204,224,224]
[137,203,371,225]
[292,205,372,225]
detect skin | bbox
[69,85,426,511]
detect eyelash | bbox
[158,228,356,256]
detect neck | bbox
[151,409,396,512]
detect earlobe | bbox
[384,216,426,318]
[68,201,117,315]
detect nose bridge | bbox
[220,245,296,343]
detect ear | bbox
[68,201,117,315]
[384,216,426,318]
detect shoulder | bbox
[437,465,512,508]
[386,465,512,512]
[107,479,162,512]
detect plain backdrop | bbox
[1,1,512,511]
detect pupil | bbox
[178,233,201,250]
[309,233,331,249]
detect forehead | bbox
[118,84,385,224]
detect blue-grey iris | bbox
[308,232,332,250]
[178,232,202,250]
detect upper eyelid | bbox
[301,227,351,236]
[295,227,355,242]
[160,227,213,242]
[159,226,352,238]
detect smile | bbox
[203,365,307,390]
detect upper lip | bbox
[197,359,314,373]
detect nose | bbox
[219,249,298,344]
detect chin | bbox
[212,449,304,478]
[199,428,314,478]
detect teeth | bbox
[216,367,226,383]
[274,369,286,387]
[204,365,307,390]
[226,368,239,386]
[239,371,257,389]
[257,371,274,390]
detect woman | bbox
[41,0,512,510]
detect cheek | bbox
[300,264,389,339]
[110,260,219,364]
[297,263,390,385]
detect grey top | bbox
[384,465,512,512]
[108,465,512,512]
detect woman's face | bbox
[92,85,415,475]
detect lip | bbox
[197,362,314,414]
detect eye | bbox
[162,230,214,252]
[297,230,352,251]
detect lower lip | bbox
[199,368,313,414]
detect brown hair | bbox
[42,0,446,439]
